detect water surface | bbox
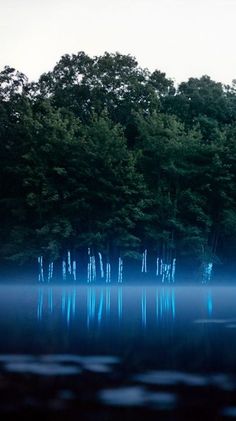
[0,285,236,419]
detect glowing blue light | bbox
[48,288,53,313]
[72,289,76,317]
[67,294,71,326]
[207,291,213,316]
[118,288,123,321]
[37,288,43,320]
[172,290,175,319]
[98,289,104,324]
[106,287,111,317]
[141,289,147,327]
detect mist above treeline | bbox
[1,51,236,278]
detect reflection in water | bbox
[98,289,104,325]
[87,288,96,327]
[62,289,66,316]
[118,288,122,322]
[72,289,76,317]
[155,289,175,323]
[141,289,147,327]
[2,284,236,418]
[37,288,43,320]
[37,286,178,327]
[207,290,213,317]
[48,288,53,313]
[171,289,175,319]
[106,288,111,318]
[37,286,215,329]
[67,293,71,326]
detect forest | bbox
[1,51,236,281]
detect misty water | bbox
[1,284,236,419]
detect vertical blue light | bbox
[207,290,213,317]
[62,289,66,316]
[166,290,170,312]
[118,287,123,322]
[172,289,176,319]
[141,289,147,327]
[67,294,71,326]
[37,288,43,320]
[98,289,104,325]
[87,287,91,328]
[156,289,159,322]
[48,288,53,313]
[72,289,76,317]
[92,288,96,321]
[160,289,163,319]
[106,287,111,318]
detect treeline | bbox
[1,52,236,278]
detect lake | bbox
[0,284,236,419]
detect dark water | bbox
[1,285,236,419]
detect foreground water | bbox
[0,284,236,419]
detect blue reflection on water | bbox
[87,287,96,327]
[36,286,179,327]
[207,291,213,317]
[67,293,71,326]
[48,288,53,313]
[172,290,176,319]
[72,289,76,317]
[36,286,217,331]
[141,289,147,327]
[106,287,111,318]
[5,284,236,375]
[118,288,123,322]
[155,289,176,322]
[37,288,43,320]
[98,289,104,325]
[62,289,66,316]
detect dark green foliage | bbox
[1,52,236,273]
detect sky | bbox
[1,0,236,85]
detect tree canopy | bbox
[1,52,236,279]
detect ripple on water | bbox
[134,371,207,387]
[81,356,119,373]
[40,354,82,363]
[99,387,177,409]
[40,355,119,365]
[1,354,119,376]
[210,374,236,391]
[4,362,81,376]
[147,391,177,409]
[0,355,34,362]
[99,386,146,406]
[194,319,236,325]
